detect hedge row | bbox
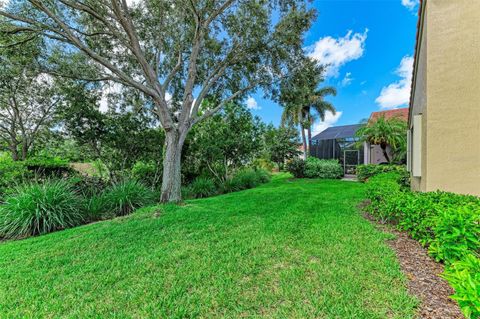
[364,172,480,318]
[286,157,343,179]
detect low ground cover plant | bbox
[364,172,480,318]
[286,157,343,179]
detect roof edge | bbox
[408,0,426,127]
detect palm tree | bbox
[281,101,308,159]
[280,58,337,159]
[356,116,407,163]
[304,86,337,153]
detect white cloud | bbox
[308,29,368,77]
[375,55,414,109]
[0,0,10,8]
[340,72,353,87]
[99,82,120,113]
[401,0,419,10]
[312,111,343,136]
[126,0,142,6]
[246,96,260,110]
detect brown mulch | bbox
[363,213,465,319]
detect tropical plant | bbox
[356,116,407,163]
[280,58,336,158]
[0,180,83,239]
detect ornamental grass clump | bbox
[0,180,83,239]
[102,180,155,217]
[188,177,217,199]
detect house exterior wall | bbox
[409,0,480,196]
[366,144,392,164]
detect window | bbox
[412,115,422,177]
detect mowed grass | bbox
[0,174,417,318]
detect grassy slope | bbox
[0,175,417,318]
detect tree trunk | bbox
[160,129,186,203]
[300,126,307,160]
[21,141,28,161]
[380,143,391,163]
[9,143,19,161]
[307,125,312,156]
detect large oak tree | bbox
[1,0,314,202]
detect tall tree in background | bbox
[355,116,407,163]
[279,58,336,159]
[0,35,61,161]
[263,124,300,169]
[1,0,314,202]
[185,103,264,183]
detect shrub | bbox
[256,168,272,184]
[304,157,343,179]
[442,254,480,319]
[219,169,271,194]
[0,180,83,239]
[188,177,217,199]
[364,172,404,223]
[231,169,261,190]
[366,173,480,251]
[364,171,480,319]
[25,156,73,178]
[131,161,162,189]
[357,164,409,186]
[0,154,29,197]
[286,158,305,178]
[252,158,275,172]
[102,180,155,217]
[220,177,241,193]
[429,206,480,264]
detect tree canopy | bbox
[0,0,315,202]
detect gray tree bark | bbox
[300,126,307,160]
[160,129,188,203]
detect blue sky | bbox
[247,0,419,135]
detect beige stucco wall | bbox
[410,0,480,196]
[410,0,428,192]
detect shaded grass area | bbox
[0,174,417,318]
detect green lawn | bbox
[0,174,417,318]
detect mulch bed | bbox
[363,212,464,319]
